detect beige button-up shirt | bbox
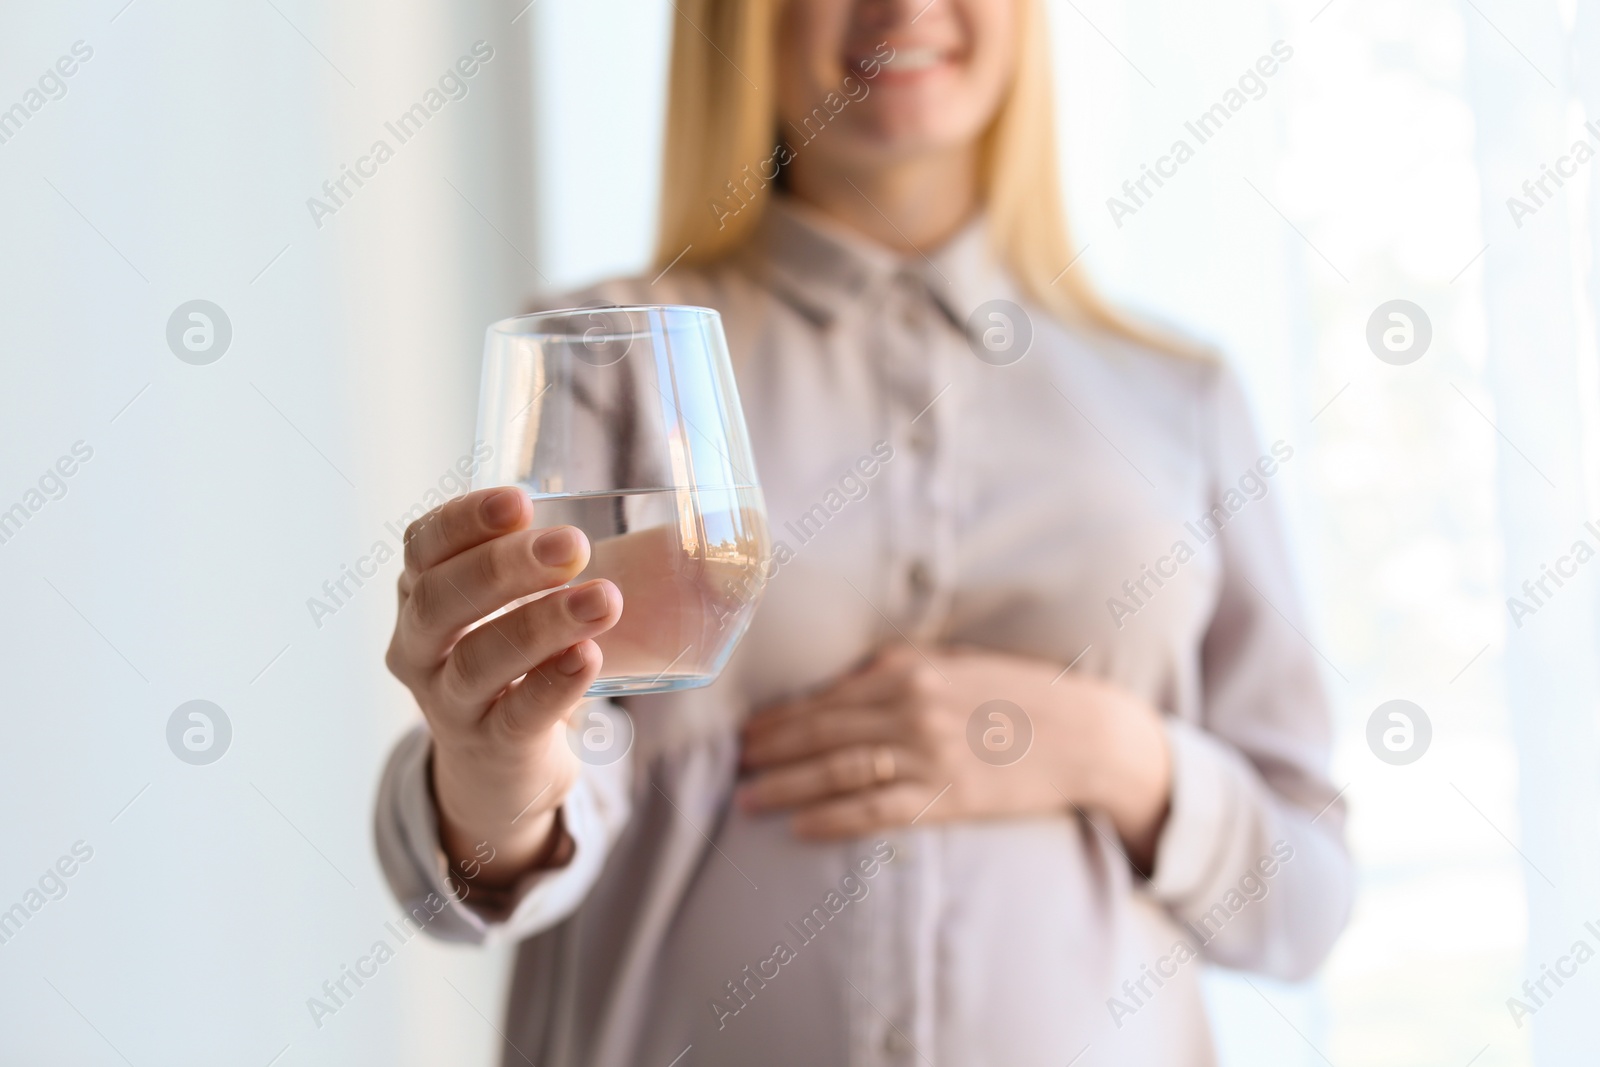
[375,196,1353,1067]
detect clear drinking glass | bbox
[473,305,771,696]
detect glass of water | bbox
[473,305,771,696]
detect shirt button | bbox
[907,560,933,597]
[883,1028,914,1055]
[908,424,935,455]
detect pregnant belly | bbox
[629,804,1139,1067]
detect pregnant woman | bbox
[375,0,1353,1063]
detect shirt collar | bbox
[739,194,1010,330]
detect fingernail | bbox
[567,582,614,622]
[556,644,589,676]
[482,488,522,528]
[533,527,580,567]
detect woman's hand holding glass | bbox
[737,645,1174,871]
[384,485,623,891]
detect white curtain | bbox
[1051,0,1600,1063]
[1464,2,1600,1064]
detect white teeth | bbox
[879,47,943,72]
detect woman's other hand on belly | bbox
[736,645,1173,872]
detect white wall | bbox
[0,0,538,1062]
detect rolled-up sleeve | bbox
[1144,363,1354,980]
[373,722,633,945]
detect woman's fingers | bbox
[404,487,532,577]
[744,647,928,734]
[402,523,591,660]
[740,705,905,768]
[737,744,920,813]
[787,783,931,840]
[440,579,622,713]
[488,639,604,739]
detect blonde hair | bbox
[655,0,1192,354]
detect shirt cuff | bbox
[1143,716,1251,907]
[376,725,618,945]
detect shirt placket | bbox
[877,271,953,641]
[846,270,952,1067]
